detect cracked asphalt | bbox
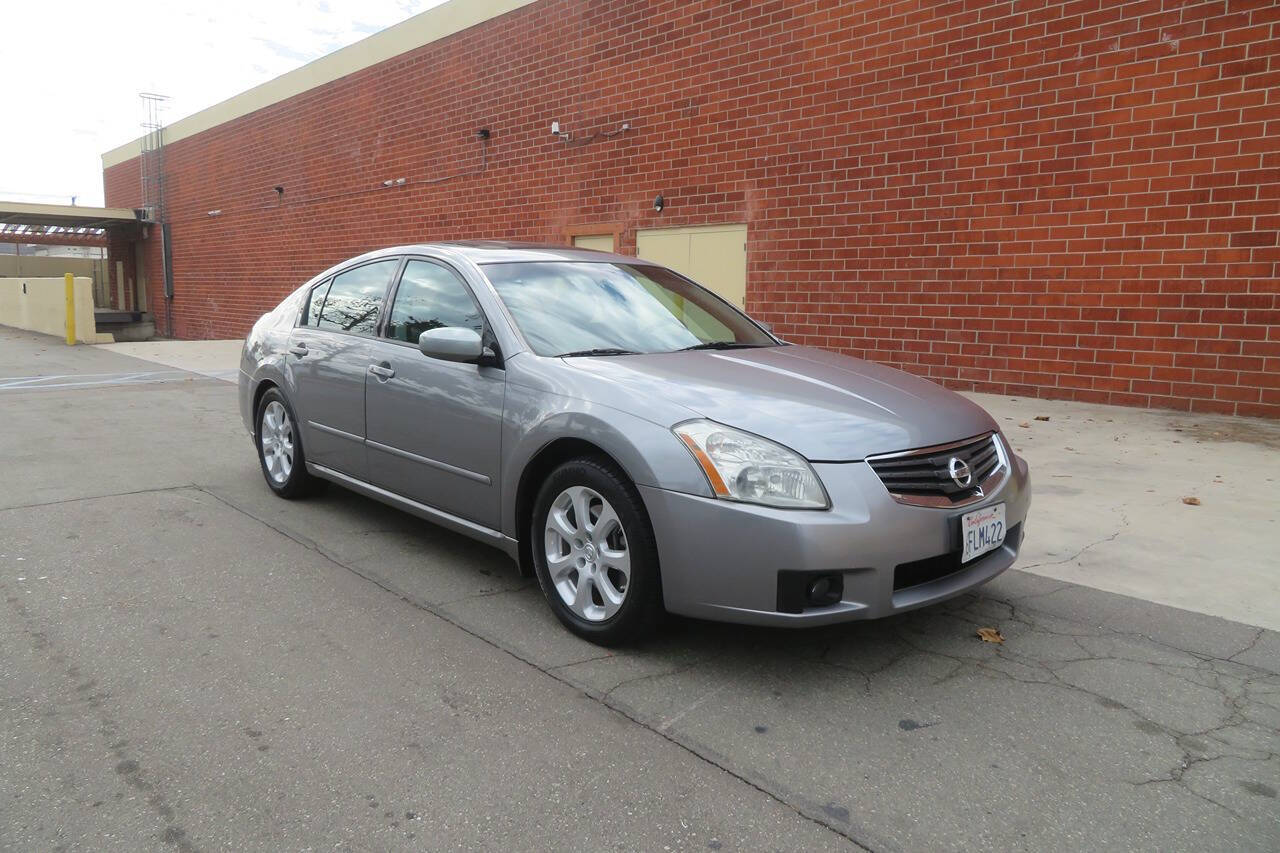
[1,327,1277,851]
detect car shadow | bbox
[300,483,1018,686]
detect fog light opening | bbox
[777,570,847,614]
[805,573,843,607]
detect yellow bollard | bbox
[64,273,76,345]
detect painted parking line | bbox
[0,370,227,391]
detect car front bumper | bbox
[639,454,1031,626]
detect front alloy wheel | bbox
[531,457,663,645]
[544,485,631,622]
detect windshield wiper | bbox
[556,348,640,358]
[675,341,765,351]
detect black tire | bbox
[531,456,664,645]
[255,387,322,499]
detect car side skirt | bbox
[307,463,520,560]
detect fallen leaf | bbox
[976,627,1004,644]
[1018,421,1030,428]
[1182,496,1201,506]
[1034,415,1050,421]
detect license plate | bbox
[961,503,1006,563]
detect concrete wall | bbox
[0,277,114,344]
[104,0,1280,417]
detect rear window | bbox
[312,260,398,336]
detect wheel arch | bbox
[250,378,279,437]
[503,405,713,576]
[513,437,631,578]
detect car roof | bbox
[358,240,653,266]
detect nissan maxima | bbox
[239,242,1030,644]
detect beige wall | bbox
[0,255,102,280]
[0,277,114,343]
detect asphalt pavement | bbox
[1,327,1277,851]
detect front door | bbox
[286,258,399,478]
[365,258,505,527]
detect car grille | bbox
[867,433,1003,505]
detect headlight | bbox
[673,420,829,509]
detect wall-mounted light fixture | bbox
[653,194,665,214]
[274,185,285,199]
[207,209,222,217]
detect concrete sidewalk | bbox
[972,392,1280,631]
[95,339,243,381]
[95,336,1280,632]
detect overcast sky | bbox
[2,0,448,208]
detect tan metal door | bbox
[636,223,747,307]
[573,233,615,252]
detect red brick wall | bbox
[104,0,1280,417]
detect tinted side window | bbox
[304,280,330,326]
[315,260,398,335]
[384,260,484,343]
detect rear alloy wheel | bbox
[532,457,662,645]
[255,388,321,499]
[260,401,295,485]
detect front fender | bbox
[499,384,713,539]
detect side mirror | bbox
[418,327,485,363]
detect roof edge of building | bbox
[101,0,539,170]
[1,200,140,222]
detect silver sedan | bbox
[239,242,1031,644]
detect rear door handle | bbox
[368,362,395,380]
[288,343,309,357]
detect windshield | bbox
[481,261,777,356]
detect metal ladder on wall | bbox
[139,92,170,330]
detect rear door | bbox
[286,258,400,478]
[365,257,505,527]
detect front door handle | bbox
[288,343,309,357]
[368,362,395,380]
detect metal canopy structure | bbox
[0,200,142,245]
[1,200,149,318]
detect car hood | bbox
[561,345,998,460]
